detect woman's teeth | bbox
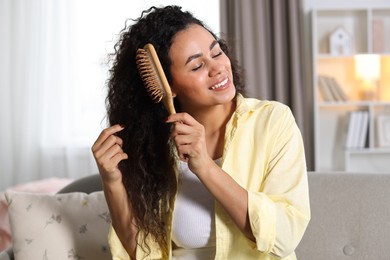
[210,78,228,90]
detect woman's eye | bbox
[192,63,203,71]
[212,51,223,58]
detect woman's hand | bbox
[166,113,213,175]
[91,124,128,184]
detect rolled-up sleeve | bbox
[248,106,310,257]
[108,225,131,260]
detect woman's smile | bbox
[209,77,229,90]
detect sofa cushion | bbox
[5,191,111,260]
[296,172,390,259]
[0,177,73,252]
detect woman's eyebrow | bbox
[185,53,202,65]
[209,40,218,51]
[184,40,219,65]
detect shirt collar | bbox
[234,93,256,117]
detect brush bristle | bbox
[136,48,164,103]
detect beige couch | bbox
[296,171,390,259]
[1,172,390,259]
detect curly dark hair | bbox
[106,5,245,257]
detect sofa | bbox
[1,172,390,260]
[296,172,390,259]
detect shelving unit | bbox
[312,8,390,173]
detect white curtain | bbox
[0,0,109,190]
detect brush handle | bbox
[144,44,176,115]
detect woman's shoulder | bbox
[238,97,297,134]
[238,95,291,116]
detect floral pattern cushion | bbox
[5,191,111,260]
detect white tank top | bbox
[171,159,221,259]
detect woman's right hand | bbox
[91,124,128,184]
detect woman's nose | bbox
[208,60,224,77]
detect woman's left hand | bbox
[166,113,213,175]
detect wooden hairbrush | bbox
[136,43,176,115]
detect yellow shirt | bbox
[108,94,311,259]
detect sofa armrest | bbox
[58,174,102,194]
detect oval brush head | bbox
[136,43,176,115]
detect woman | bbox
[92,5,310,260]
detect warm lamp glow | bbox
[354,54,381,100]
[355,54,381,80]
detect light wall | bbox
[90,0,220,57]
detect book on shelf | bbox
[372,19,384,53]
[317,75,348,102]
[318,76,334,101]
[346,112,358,148]
[358,111,369,148]
[345,111,369,149]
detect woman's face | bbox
[169,24,236,113]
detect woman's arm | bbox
[195,160,255,241]
[92,124,138,259]
[166,114,254,241]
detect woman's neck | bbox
[190,101,236,159]
[193,102,235,132]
